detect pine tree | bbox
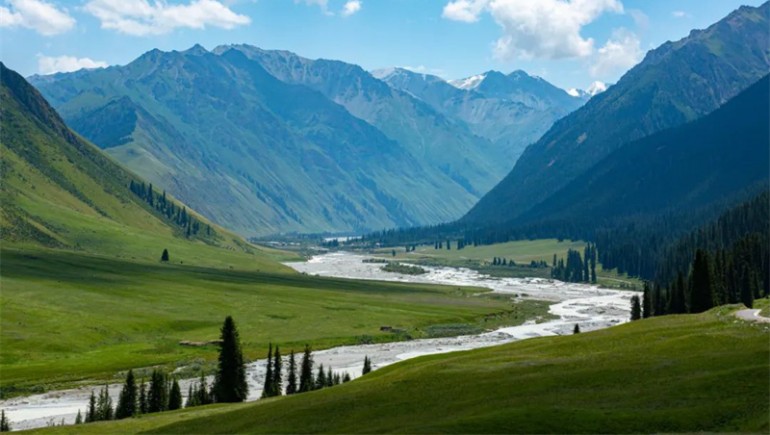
[148,370,167,413]
[261,343,274,399]
[115,369,137,419]
[139,380,148,414]
[362,356,372,375]
[75,410,83,425]
[196,373,210,405]
[272,346,283,396]
[741,270,755,308]
[214,316,248,402]
[96,384,113,421]
[342,373,352,383]
[161,249,169,262]
[168,379,182,410]
[326,367,334,387]
[86,390,97,422]
[642,282,652,318]
[299,344,314,393]
[315,364,326,390]
[186,384,195,408]
[630,295,641,321]
[0,410,11,432]
[690,249,715,313]
[286,350,298,395]
[573,324,580,334]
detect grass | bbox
[0,248,525,396]
[754,296,770,317]
[374,239,643,290]
[29,307,769,434]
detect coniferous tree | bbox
[272,346,283,396]
[642,282,652,319]
[299,344,314,393]
[196,373,211,405]
[315,364,326,390]
[262,343,274,399]
[148,370,167,413]
[186,385,195,408]
[161,249,169,262]
[0,410,10,432]
[96,384,113,421]
[573,324,580,334]
[668,272,687,314]
[138,380,147,414]
[115,369,138,419]
[326,367,334,387]
[342,373,352,383]
[630,295,642,321]
[86,390,97,423]
[741,271,755,308]
[214,316,248,402]
[75,410,83,425]
[168,378,182,410]
[362,356,372,375]
[286,350,298,395]
[690,249,715,313]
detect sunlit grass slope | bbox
[30,307,767,434]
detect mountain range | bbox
[464,2,770,226]
[30,46,583,237]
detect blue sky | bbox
[0,0,764,90]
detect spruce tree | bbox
[96,384,113,421]
[196,373,211,405]
[214,316,248,402]
[342,373,352,383]
[573,324,580,334]
[186,385,195,408]
[0,410,10,432]
[315,364,326,390]
[148,370,168,413]
[86,390,97,423]
[161,249,169,262]
[75,410,83,425]
[362,356,372,375]
[690,249,715,313]
[642,282,652,318]
[272,346,283,396]
[168,379,182,410]
[326,367,334,387]
[299,344,314,393]
[286,350,298,395]
[139,380,147,414]
[261,343,274,399]
[630,295,642,321]
[115,369,137,419]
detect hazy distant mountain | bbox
[464,2,770,225]
[215,45,506,197]
[31,46,488,237]
[519,74,769,225]
[374,67,585,163]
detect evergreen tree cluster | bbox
[0,410,11,432]
[263,344,351,397]
[550,244,597,283]
[185,373,214,408]
[128,180,213,239]
[491,257,516,267]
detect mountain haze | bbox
[32,46,494,237]
[464,2,770,225]
[374,68,585,163]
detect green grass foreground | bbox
[0,248,522,395]
[28,307,769,434]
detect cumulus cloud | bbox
[442,0,624,60]
[590,28,643,78]
[0,0,75,35]
[341,0,361,16]
[83,0,251,36]
[37,55,108,74]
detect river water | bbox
[1,252,638,430]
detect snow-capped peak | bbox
[586,81,608,96]
[449,73,487,90]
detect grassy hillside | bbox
[29,307,769,434]
[1,248,517,395]
[0,62,284,270]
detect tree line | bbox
[129,180,213,239]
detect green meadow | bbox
[0,247,536,396]
[28,307,769,434]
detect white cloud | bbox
[341,0,360,16]
[628,8,648,31]
[590,28,643,78]
[0,0,75,35]
[296,0,332,15]
[442,0,624,60]
[672,10,689,18]
[400,65,447,78]
[83,0,251,36]
[37,55,108,74]
[442,0,487,23]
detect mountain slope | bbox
[517,74,770,225]
[214,45,505,195]
[31,47,482,237]
[465,2,770,224]
[0,62,280,269]
[373,68,585,163]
